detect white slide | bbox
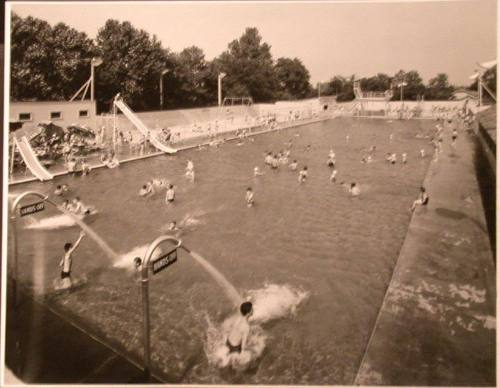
[15,136,54,181]
[114,98,177,154]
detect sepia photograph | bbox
[1,0,497,386]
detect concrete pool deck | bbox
[355,127,496,385]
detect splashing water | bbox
[25,214,80,230]
[204,283,308,370]
[114,243,180,269]
[114,244,149,269]
[205,314,267,371]
[247,283,309,324]
[41,203,118,262]
[189,250,242,307]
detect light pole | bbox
[160,69,169,110]
[398,81,407,108]
[318,82,321,99]
[90,57,103,102]
[218,72,226,107]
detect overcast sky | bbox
[9,0,497,86]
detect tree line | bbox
[11,12,480,113]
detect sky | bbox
[9,0,498,86]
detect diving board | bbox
[113,97,177,154]
[14,136,54,181]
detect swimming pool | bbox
[8,117,436,384]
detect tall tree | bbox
[360,73,392,92]
[10,13,96,101]
[425,73,454,100]
[274,57,311,100]
[95,19,172,111]
[169,46,214,108]
[391,70,425,100]
[325,75,355,102]
[217,27,278,102]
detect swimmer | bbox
[225,301,253,356]
[402,153,407,164]
[330,169,337,183]
[60,199,72,212]
[411,186,429,211]
[71,197,92,216]
[67,158,77,174]
[168,221,179,231]
[253,167,264,177]
[165,184,175,204]
[346,135,350,143]
[420,149,426,158]
[451,129,458,146]
[298,166,308,183]
[326,157,335,168]
[328,149,336,159]
[58,231,85,290]
[386,153,396,164]
[289,160,298,171]
[270,155,279,170]
[80,158,91,176]
[185,169,195,182]
[349,182,361,197]
[139,185,150,197]
[264,152,273,165]
[389,133,394,142]
[54,185,64,196]
[245,187,254,207]
[146,180,155,195]
[62,184,69,193]
[186,159,194,172]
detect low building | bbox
[10,100,97,134]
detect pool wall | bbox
[355,118,496,386]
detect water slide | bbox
[114,98,177,154]
[14,136,54,181]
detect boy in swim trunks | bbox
[166,184,175,204]
[245,187,254,207]
[225,301,253,355]
[298,166,308,183]
[411,186,429,211]
[59,231,85,289]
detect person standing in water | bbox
[225,301,253,355]
[245,187,254,207]
[166,184,175,204]
[298,166,308,183]
[58,231,85,290]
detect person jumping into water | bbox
[225,301,253,355]
[58,231,85,290]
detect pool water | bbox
[9,117,435,384]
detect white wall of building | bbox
[10,100,97,130]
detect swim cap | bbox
[240,301,253,316]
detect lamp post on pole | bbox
[90,57,103,102]
[160,69,169,110]
[218,72,226,107]
[398,81,407,108]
